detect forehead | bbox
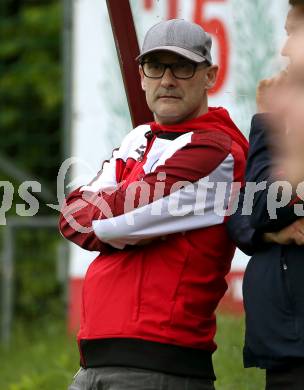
[285,6,304,32]
[143,51,189,63]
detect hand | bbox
[256,71,289,114]
[136,236,167,246]
[264,218,304,246]
[136,238,155,246]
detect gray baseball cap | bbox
[136,19,212,64]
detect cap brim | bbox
[136,46,211,64]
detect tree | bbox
[0,0,64,323]
[0,0,62,202]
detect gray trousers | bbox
[68,367,216,390]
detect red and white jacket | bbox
[59,107,248,378]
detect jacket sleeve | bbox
[91,132,246,249]
[226,189,264,256]
[58,126,141,252]
[59,188,112,252]
[61,131,244,250]
[226,114,269,253]
[248,114,303,231]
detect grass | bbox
[214,315,264,390]
[0,319,79,390]
[0,315,264,390]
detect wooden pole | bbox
[106,0,154,127]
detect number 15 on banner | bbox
[144,0,229,96]
[193,0,229,95]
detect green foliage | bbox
[14,229,66,321]
[0,320,79,390]
[0,1,64,324]
[0,0,62,192]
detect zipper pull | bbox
[145,130,153,139]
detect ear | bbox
[204,65,219,90]
[139,66,146,91]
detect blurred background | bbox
[0,0,288,388]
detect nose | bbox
[160,67,177,88]
[281,37,290,58]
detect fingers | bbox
[294,218,304,228]
[257,71,288,90]
[136,238,154,246]
[256,71,290,113]
[289,219,304,245]
[293,230,304,245]
[267,218,304,246]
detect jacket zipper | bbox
[280,247,293,305]
[138,131,155,163]
[283,263,288,271]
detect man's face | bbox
[281,5,304,58]
[139,52,218,125]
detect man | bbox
[60,19,248,390]
[228,1,304,389]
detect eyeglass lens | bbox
[142,61,196,79]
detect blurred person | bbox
[228,1,304,389]
[59,19,248,390]
[280,30,304,185]
[256,0,304,114]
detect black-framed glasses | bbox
[141,60,204,80]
